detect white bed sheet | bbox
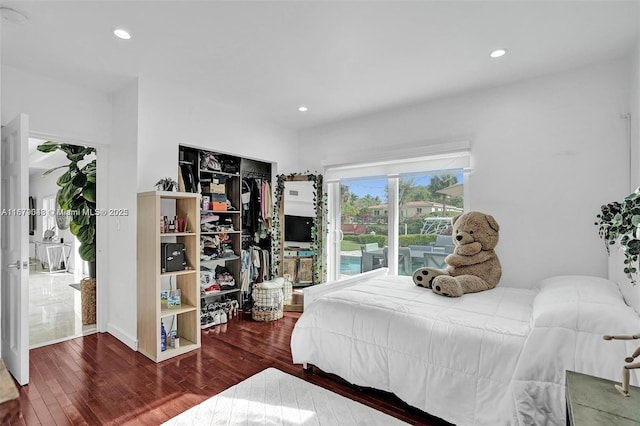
[291,275,536,425]
[291,274,640,426]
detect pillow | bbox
[531,275,638,334]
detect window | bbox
[325,144,469,280]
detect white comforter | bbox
[290,275,640,426]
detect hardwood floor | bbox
[12,312,449,425]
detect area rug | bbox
[163,367,408,425]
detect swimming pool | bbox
[340,255,361,275]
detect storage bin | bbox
[211,183,226,194]
[252,277,284,322]
[210,201,227,211]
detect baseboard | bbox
[106,323,138,351]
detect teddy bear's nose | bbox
[456,235,463,241]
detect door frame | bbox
[29,130,109,333]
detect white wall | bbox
[104,80,139,348]
[632,32,640,191]
[283,181,315,217]
[300,58,632,289]
[136,78,300,192]
[1,66,112,145]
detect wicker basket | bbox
[282,274,293,305]
[80,278,96,325]
[251,278,284,322]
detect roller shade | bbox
[323,140,470,182]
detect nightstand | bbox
[566,370,640,425]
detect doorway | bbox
[28,137,97,348]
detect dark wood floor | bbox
[12,312,449,425]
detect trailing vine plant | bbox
[272,172,327,284]
[595,189,640,284]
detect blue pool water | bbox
[340,256,361,275]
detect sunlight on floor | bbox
[29,263,96,348]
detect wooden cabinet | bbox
[283,248,313,286]
[282,257,298,282]
[298,257,313,284]
[137,191,201,362]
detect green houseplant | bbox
[37,141,97,276]
[595,189,640,284]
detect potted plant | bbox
[595,189,640,284]
[155,177,177,192]
[37,141,97,277]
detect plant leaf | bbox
[42,164,69,176]
[56,169,75,186]
[83,183,96,203]
[72,172,87,187]
[79,242,95,262]
[77,224,95,245]
[36,141,61,153]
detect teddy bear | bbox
[412,211,502,297]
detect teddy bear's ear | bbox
[485,214,499,232]
[451,214,463,226]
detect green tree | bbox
[428,174,461,213]
[355,194,381,209]
[427,174,458,198]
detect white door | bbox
[1,114,30,385]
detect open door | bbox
[1,114,30,385]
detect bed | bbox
[290,265,640,425]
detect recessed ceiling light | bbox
[114,29,131,40]
[298,106,308,112]
[490,48,507,58]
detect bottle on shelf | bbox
[160,321,167,352]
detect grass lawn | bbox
[341,240,361,251]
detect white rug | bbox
[163,367,408,425]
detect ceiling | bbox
[28,137,68,174]
[1,1,639,131]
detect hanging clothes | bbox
[261,180,272,230]
[240,249,251,293]
[242,178,263,238]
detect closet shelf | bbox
[160,232,197,237]
[201,210,241,214]
[201,231,241,235]
[160,269,197,277]
[201,288,240,299]
[160,304,197,318]
[199,169,239,177]
[201,256,240,267]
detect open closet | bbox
[178,145,273,329]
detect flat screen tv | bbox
[284,215,314,243]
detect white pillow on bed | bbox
[531,275,638,332]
